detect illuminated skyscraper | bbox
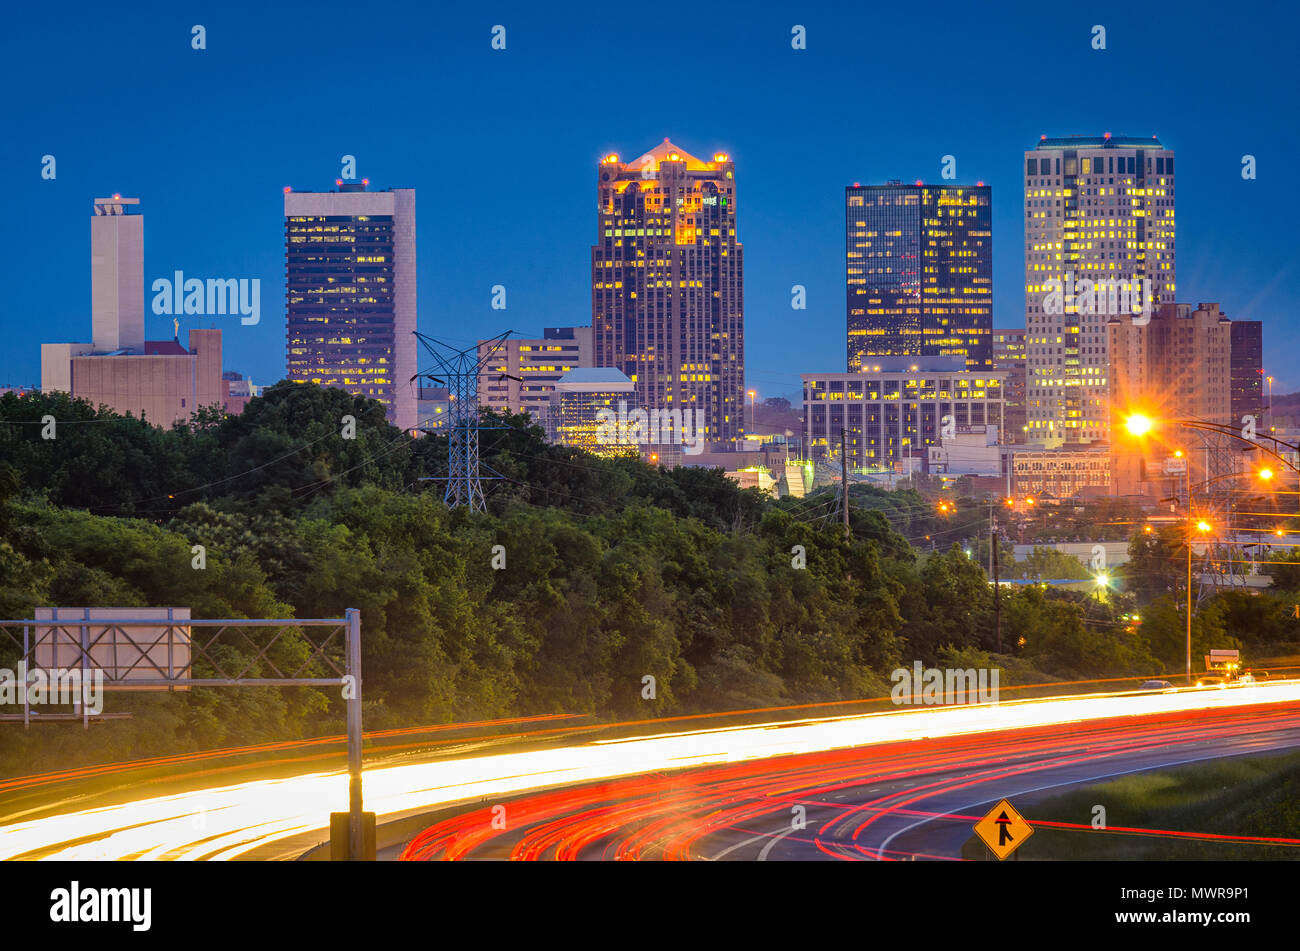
[591,139,744,446]
[1024,134,1175,447]
[284,182,416,432]
[845,181,992,372]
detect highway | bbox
[2,682,1299,860]
[402,704,1300,860]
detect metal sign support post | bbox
[346,608,363,861]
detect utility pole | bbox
[1185,463,1193,686]
[841,429,850,541]
[992,506,1002,652]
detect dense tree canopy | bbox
[0,385,1291,771]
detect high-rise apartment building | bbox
[285,182,417,432]
[478,326,592,424]
[846,182,992,372]
[1024,134,1176,447]
[993,328,1027,442]
[591,140,744,446]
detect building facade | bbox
[548,368,637,456]
[993,328,1027,443]
[1230,320,1264,427]
[1024,135,1176,447]
[802,358,1005,471]
[1109,302,1260,495]
[284,182,417,432]
[1011,446,1111,499]
[846,181,992,372]
[478,326,592,425]
[41,197,228,427]
[591,140,744,446]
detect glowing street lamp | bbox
[1124,413,1154,437]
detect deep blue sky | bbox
[3,0,1296,398]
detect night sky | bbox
[4,0,1296,398]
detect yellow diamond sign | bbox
[973,799,1033,860]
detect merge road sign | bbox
[974,798,1034,860]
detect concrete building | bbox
[846,181,993,372]
[221,371,259,416]
[592,140,744,446]
[1011,445,1111,499]
[1024,135,1176,447]
[478,326,592,427]
[802,357,1005,472]
[285,182,417,432]
[1109,302,1257,495]
[993,328,1027,442]
[41,197,228,427]
[926,425,1004,478]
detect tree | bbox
[1011,546,1089,581]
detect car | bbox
[1195,676,1228,688]
[1138,680,1177,694]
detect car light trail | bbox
[2,681,1298,861]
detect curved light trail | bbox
[2,681,1298,861]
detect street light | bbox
[1125,413,1155,437]
[747,389,757,435]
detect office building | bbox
[285,182,417,431]
[478,326,592,425]
[1230,320,1264,426]
[548,368,637,456]
[592,140,744,446]
[802,357,1005,471]
[993,328,1027,443]
[1109,302,1257,494]
[846,181,992,372]
[1024,134,1176,446]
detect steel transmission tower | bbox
[413,330,512,512]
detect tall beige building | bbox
[42,198,229,427]
[1109,302,1234,495]
[1024,135,1176,447]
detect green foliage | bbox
[1010,546,1089,580]
[3,384,1289,772]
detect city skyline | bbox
[4,3,1295,400]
